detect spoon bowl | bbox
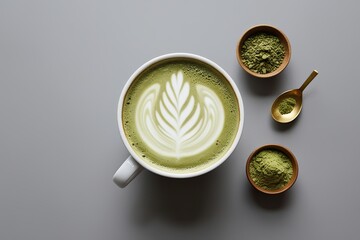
[271,70,318,123]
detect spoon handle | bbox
[300,70,318,92]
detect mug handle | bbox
[113,156,143,188]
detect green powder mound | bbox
[279,97,296,115]
[249,149,293,190]
[241,33,285,74]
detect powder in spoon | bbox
[279,97,296,115]
[249,149,293,190]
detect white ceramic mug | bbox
[113,53,244,188]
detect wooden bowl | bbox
[246,144,298,194]
[236,25,291,78]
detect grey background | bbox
[1,0,359,239]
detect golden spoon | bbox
[271,70,318,123]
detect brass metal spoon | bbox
[271,70,318,123]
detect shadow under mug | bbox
[113,53,245,188]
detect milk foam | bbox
[135,70,225,159]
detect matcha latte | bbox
[122,58,240,173]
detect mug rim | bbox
[117,53,245,178]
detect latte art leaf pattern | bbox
[136,70,225,159]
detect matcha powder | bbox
[249,149,293,190]
[279,97,296,115]
[241,33,285,74]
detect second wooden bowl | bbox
[246,144,298,195]
[236,25,291,78]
